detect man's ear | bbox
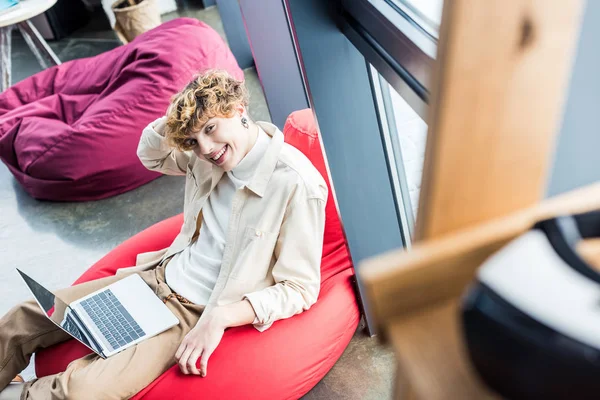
[236,104,246,115]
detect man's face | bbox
[183,109,252,172]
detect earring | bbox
[241,116,249,129]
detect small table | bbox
[0,0,61,92]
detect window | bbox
[371,65,428,245]
[341,0,439,116]
[340,0,439,244]
[385,0,444,38]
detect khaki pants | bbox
[0,263,205,400]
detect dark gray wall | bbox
[546,1,600,197]
[238,0,308,128]
[215,0,254,69]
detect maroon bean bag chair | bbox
[0,18,242,201]
[35,109,360,399]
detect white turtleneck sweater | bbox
[165,127,271,305]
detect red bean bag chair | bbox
[35,109,360,399]
[0,18,242,201]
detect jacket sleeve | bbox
[242,187,327,332]
[137,116,191,176]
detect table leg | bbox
[17,20,61,69]
[1,26,11,92]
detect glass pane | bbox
[389,83,428,220]
[387,0,444,37]
[371,66,428,241]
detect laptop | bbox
[16,269,179,359]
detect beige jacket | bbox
[118,117,327,332]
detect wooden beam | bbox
[362,1,586,398]
[372,185,600,400]
[415,0,585,240]
[361,182,600,337]
[576,238,600,271]
[387,300,501,400]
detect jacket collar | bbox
[206,121,284,198]
[247,122,284,197]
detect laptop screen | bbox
[17,269,69,323]
[16,269,103,356]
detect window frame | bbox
[384,0,442,39]
[370,65,415,247]
[341,0,437,97]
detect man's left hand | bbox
[174,307,226,377]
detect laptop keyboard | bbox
[80,290,146,350]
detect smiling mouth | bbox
[210,145,228,164]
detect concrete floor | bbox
[0,4,396,399]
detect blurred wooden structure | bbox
[358,0,587,398]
